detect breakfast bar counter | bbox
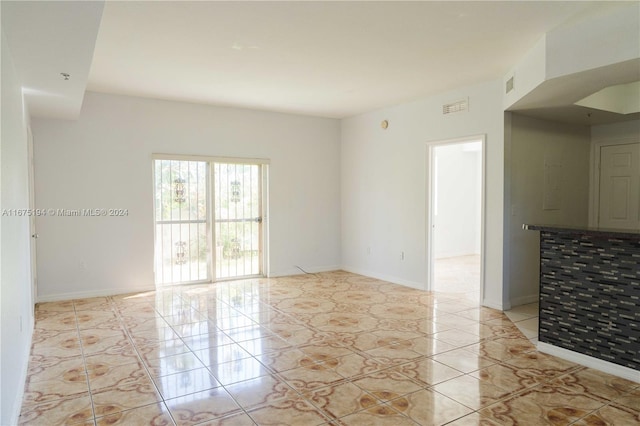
[523,224,639,378]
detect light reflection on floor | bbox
[20,271,639,425]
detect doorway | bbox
[153,157,267,285]
[427,137,484,301]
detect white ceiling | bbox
[1,1,104,119]
[3,1,628,120]
[86,1,604,119]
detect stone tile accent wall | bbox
[538,231,640,370]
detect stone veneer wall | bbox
[538,231,640,370]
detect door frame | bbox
[152,154,270,285]
[27,126,38,307]
[425,134,486,301]
[589,137,640,227]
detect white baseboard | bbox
[37,286,157,303]
[11,316,34,425]
[510,294,539,307]
[269,265,341,278]
[482,298,509,311]
[340,266,425,290]
[537,342,640,384]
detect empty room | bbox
[2,1,639,425]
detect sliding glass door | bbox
[153,158,265,285]
[213,163,262,279]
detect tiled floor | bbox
[505,302,540,343]
[20,271,639,425]
[433,255,480,302]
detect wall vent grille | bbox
[442,98,468,114]
[506,76,515,93]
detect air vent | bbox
[442,98,468,115]
[506,76,515,93]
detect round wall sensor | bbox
[381,120,389,129]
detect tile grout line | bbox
[73,300,97,426]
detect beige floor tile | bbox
[336,403,418,425]
[573,403,640,425]
[225,374,297,409]
[478,383,608,426]
[19,395,94,425]
[304,382,378,420]
[432,348,497,373]
[27,356,86,384]
[331,353,383,379]
[86,360,150,392]
[279,364,345,392]
[463,338,534,363]
[470,363,542,393]
[192,412,257,425]
[164,388,242,426]
[143,352,206,377]
[23,376,90,404]
[153,367,221,399]
[84,350,141,370]
[613,388,640,411]
[352,371,422,403]
[206,356,272,386]
[432,375,512,410]
[409,336,458,356]
[392,357,463,386]
[92,381,162,418]
[81,333,132,356]
[432,329,482,346]
[19,271,634,426]
[396,389,473,425]
[94,402,175,426]
[504,351,580,381]
[246,397,329,426]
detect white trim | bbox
[341,266,424,290]
[537,342,640,384]
[510,293,539,308]
[11,317,34,426]
[589,137,640,227]
[269,265,341,278]
[425,134,486,303]
[152,153,270,165]
[37,286,157,303]
[483,299,509,311]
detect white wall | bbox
[546,2,640,80]
[341,79,506,309]
[591,119,640,143]
[507,113,590,307]
[433,143,482,259]
[32,92,341,301]
[1,29,34,425]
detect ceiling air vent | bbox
[442,98,468,115]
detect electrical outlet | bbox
[79,261,86,271]
[401,251,405,260]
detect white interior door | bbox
[598,143,640,230]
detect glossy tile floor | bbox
[505,302,540,343]
[20,271,639,425]
[433,255,480,302]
